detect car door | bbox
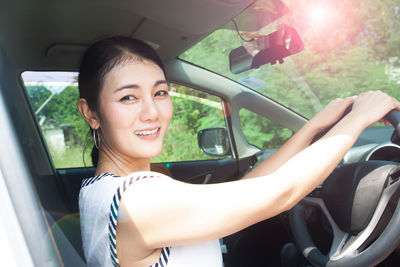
[150,82,239,184]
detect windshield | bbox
[180,0,400,119]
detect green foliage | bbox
[26,84,92,167]
[239,109,293,150]
[26,85,51,119]
[48,145,92,169]
[152,84,227,162]
[50,86,90,147]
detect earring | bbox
[93,129,100,149]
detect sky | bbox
[21,71,78,93]
[21,71,78,83]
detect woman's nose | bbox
[140,96,158,122]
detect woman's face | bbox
[97,59,172,161]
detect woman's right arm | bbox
[117,91,400,258]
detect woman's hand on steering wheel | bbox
[349,90,400,128]
[308,96,355,132]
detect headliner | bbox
[0,0,255,72]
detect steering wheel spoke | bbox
[302,197,348,257]
[302,188,400,261]
[330,179,400,261]
[290,164,400,266]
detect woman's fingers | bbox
[309,91,399,132]
[351,91,400,127]
[309,95,355,131]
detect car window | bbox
[21,72,231,168]
[239,108,293,150]
[22,71,91,168]
[153,83,231,162]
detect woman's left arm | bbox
[243,96,355,179]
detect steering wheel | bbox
[289,110,400,267]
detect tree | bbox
[26,85,52,119]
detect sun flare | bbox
[309,6,328,24]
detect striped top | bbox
[79,171,223,267]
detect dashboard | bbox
[343,126,400,164]
[254,126,399,171]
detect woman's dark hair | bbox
[78,36,166,167]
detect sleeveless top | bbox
[79,171,223,267]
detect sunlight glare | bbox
[310,6,328,25]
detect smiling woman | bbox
[75,35,400,267]
[77,37,233,267]
[77,37,171,172]
[3,0,400,267]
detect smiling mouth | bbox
[134,128,160,136]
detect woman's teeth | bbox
[134,128,159,136]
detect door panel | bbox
[152,158,238,184]
[57,157,241,216]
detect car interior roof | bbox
[1,0,254,73]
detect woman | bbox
[77,36,400,267]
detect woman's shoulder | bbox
[80,170,171,190]
[79,171,171,216]
[124,170,171,180]
[80,172,121,188]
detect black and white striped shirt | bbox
[79,171,222,267]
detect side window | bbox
[152,83,231,162]
[22,72,231,168]
[239,108,293,150]
[22,71,91,168]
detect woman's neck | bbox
[96,151,151,176]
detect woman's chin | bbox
[124,136,165,160]
[132,146,163,159]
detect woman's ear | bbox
[77,98,100,130]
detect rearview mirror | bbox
[229,24,304,74]
[198,128,230,157]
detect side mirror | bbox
[198,127,231,157]
[229,24,304,74]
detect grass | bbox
[49,145,92,168]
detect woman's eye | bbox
[155,90,169,97]
[120,95,136,102]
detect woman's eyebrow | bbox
[154,80,169,87]
[114,80,168,93]
[114,84,139,93]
